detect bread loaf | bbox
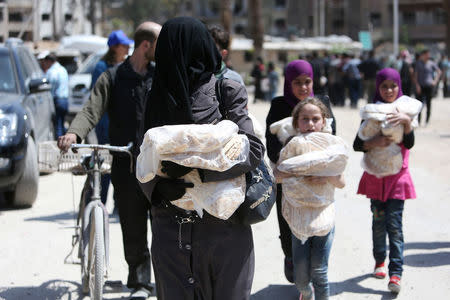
[282,199,335,243]
[362,143,403,177]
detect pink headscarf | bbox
[372,68,403,103]
[284,60,314,108]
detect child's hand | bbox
[364,135,393,150]
[387,108,412,133]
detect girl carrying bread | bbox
[274,97,345,300]
[265,60,336,283]
[353,68,417,294]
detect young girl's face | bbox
[379,79,399,103]
[296,103,325,133]
[291,74,313,101]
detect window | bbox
[308,16,313,30]
[402,11,415,25]
[370,12,381,28]
[0,52,17,93]
[65,14,72,21]
[42,13,50,21]
[8,12,23,22]
[275,0,286,8]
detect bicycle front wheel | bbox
[88,206,105,300]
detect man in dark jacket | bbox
[57,21,161,300]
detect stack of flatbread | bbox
[358,96,422,177]
[136,120,249,219]
[277,132,349,243]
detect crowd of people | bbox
[32,15,433,300]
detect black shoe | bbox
[130,287,152,300]
[284,256,294,283]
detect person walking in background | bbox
[208,25,244,85]
[353,68,417,294]
[309,51,327,96]
[414,49,441,125]
[251,56,265,103]
[265,60,336,283]
[140,17,264,300]
[274,97,345,300]
[359,50,381,101]
[328,54,346,107]
[91,29,133,209]
[39,52,69,137]
[397,50,414,96]
[58,21,162,300]
[267,61,279,100]
[342,53,362,108]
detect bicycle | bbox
[55,142,133,300]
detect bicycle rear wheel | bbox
[88,206,105,300]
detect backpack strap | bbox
[214,78,228,119]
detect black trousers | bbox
[111,158,152,291]
[275,183,292,259]
[151,205,254,300]
[418,85,433,124]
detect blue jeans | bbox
[292,228,334,300]
[371,199,404,277]
[54,97,68,137]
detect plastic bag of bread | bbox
[136,120,249,183]
[278,132,349,175]
[170,169,246,220]
[360,96,422,125]
[362,143,403,177]
[282,199,335,244]
[269,117,297,145]
[358,119,403,144]
[270,117,334,145]
[282,176,334,207]
[278,143,348,176]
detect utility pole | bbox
[248,0,264,60]
[393,0,399,56]
[220,0,232,34]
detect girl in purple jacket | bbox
[353,68,416,294]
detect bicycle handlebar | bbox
[71,142,134,173]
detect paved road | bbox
[0,96,449,300]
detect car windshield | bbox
[77,52,105,74]
[0,52,17,93]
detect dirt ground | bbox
[0,95,449,300]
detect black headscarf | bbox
[144,17,222,130]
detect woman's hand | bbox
[387,108,412,133]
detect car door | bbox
[17,47,54,142]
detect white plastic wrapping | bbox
[357,96,421,177]
[269,117,297,145]
[136,120,249,183]
[361,143,403,178]
[170,170,246,220]
[269,116,334,145]
[282,199,335,244]
[282,177,334,208]
[278,143,348,176]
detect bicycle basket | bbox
[38,141,113,174]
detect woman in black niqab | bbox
[144,17,222,129]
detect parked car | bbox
[68,48,107,118]
[0,38,55,207]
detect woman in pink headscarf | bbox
[353,68,416,294]
[265,60,336,286]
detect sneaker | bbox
[388,275,401,293]
[130,287,152,300]
[373,262,386,279]
[284,256,294,283]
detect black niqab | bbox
[144,17,222,130]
